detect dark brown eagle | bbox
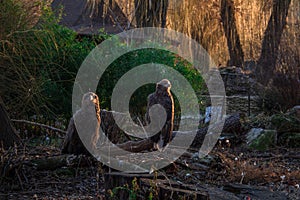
[145,79,174,151]
[61,92,100,155]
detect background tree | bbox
[255,0,292,85]
[220,0,244,68]
[134,0,169,27]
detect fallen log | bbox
[189,112,243,148]
[21,154,96,171]
[62,110,243,155]
[26,155,69,170]
[98,113,243,154]
[116,138,153,153]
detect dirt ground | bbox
[0,141,299,199]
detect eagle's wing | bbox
[146,92,174,151]
[61,115,89,155]
[158,95,174,150]
[61,92,101,155]
[145,93,157,125]
[61,117,76,154]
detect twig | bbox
[11,119,66,134]
[15,168,24,190]
[240,172,245,184]
[137,117,148,138]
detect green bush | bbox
[97,48,206,120]
[257,73,300,113]
[0,0,206,122]
[0,1,100,119]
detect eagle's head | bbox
[81,92,101,122]
[82,92,98,107]
[156,79,171,93]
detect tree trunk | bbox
[134,0,169,28]
[255,0,292,85]
[221,0,244,68]
[0,97,21,149]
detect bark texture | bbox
[255,0,292,85]
[221,0,244,68]
[134,0,169,27]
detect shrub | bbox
[97,48,206,121]
[257,73,300,112]
[0,1,100,119]
[0,0,206,122]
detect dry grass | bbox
[217,151,300,185]
[1,1,64,118]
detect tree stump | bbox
[0,97,21,149]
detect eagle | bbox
[145,79,174,151]
[61,92,100,155]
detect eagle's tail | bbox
[154,134,168,152]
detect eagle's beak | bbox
[90,95,94,101]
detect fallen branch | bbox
[116,138,153,152]
[11,119,66,134]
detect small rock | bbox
[246,128,264,144]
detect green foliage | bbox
[0,1,101,119]
[108,177,140,200]
[130,177,140,200]
[0,0,33,39]
[98,48,205,120]
[148,171,159,200]
[0,0,205,123]
[249,130,277,151]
